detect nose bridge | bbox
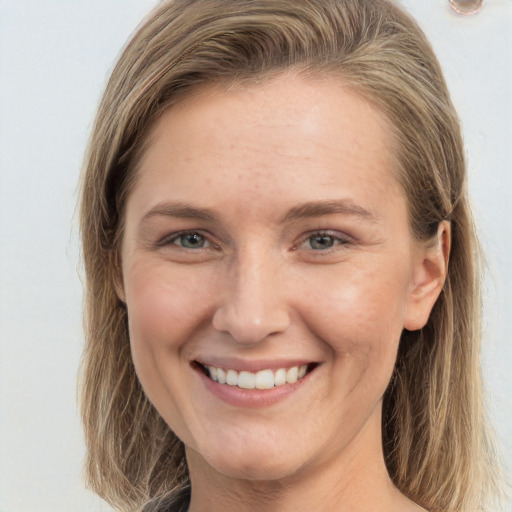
[212,243,290,344]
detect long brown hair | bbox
[78,0,502,510]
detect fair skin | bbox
[118,73,449,512]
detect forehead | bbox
[129,73,402,222]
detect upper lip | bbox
[193,357,318,373]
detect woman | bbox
[79,0,502,511]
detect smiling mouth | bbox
[194,362,318,390]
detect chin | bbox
[192,437,305,482]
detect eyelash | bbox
[157,230,351,253]
[297,231,352,253]
[158,231,215,250]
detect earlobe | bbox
[403,221,451,331]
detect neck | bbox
[185,407,424,512]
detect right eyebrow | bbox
[140,201,219,223]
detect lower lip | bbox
[195,367,312,408]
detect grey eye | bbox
[309,235,335,250]
[176,233,207,249]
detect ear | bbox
[403,221,451,331]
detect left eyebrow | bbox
[281,199,379,223]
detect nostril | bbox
[211,304,290,346]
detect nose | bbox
[212,250,291,345]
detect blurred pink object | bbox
[449,0,484,15]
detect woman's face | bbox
[119,74,441,482]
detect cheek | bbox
[124,260,215,362]
[302,261,408,338]
[296,258,410,385]
[122,260,219,435]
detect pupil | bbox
[183,234,203,248]
[311,235,334,250]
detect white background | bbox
[0,1,510,510]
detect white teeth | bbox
[286,366,299,384]
[226,369,238,386]
[204,364,310,389]
[217,367,226,384]
[274,368,287,386]
[255,369,275,390]
[238,371,256,389]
